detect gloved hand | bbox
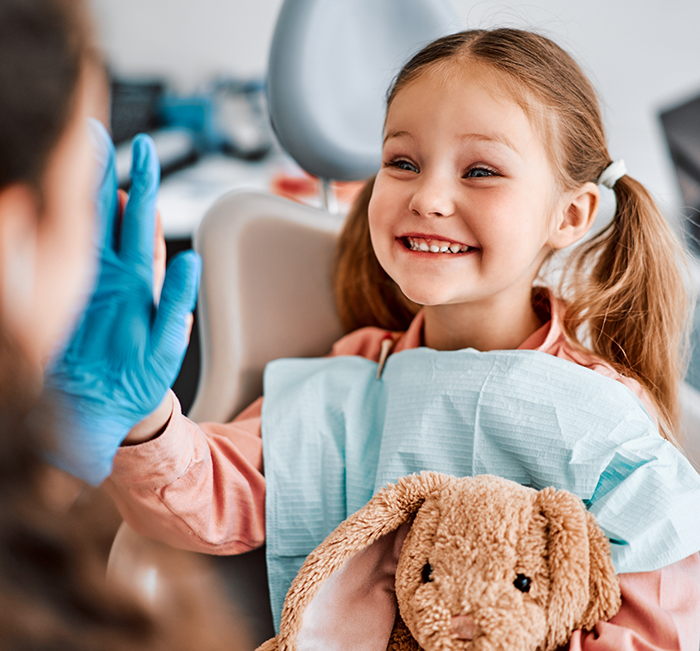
[46,120,201,485]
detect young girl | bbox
[93,29,700,649]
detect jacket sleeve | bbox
[103,326,395,554]
[567,554,700,650]
[104,391,266,554]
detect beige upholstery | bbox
[681,382,700,472]
[189,191,344,423]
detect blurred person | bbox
[0,0,247,648]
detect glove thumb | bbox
[151,250,201,377]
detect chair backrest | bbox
[267,0,461,181]
[188,191,344,423]
[681,382,700,472]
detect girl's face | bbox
[369,65,564,312]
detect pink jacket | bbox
[106,294,700,649]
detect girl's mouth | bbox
[400,236,478,254]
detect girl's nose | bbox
[408,173,456,218]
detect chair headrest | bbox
[267,0,461,181]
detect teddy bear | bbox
[257,472,621,651]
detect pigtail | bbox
[333,176,418,333]
[561,174,690,441]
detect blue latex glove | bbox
[46,120,201,485]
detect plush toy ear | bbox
[535,486,619,650]
[275,471,448,651]
[576,510,621,630]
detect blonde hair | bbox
[333,29,689,440]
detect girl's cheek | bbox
[367,189,384,231]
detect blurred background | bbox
[87,0,700,409]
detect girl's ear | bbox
[276,472,447,651]
[549,181,600,250]
[0,184,39,333]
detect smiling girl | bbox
[101,28,700,649]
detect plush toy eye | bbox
[513,574,531,593]
[421,562,433,583]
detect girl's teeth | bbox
[406,237,471,254]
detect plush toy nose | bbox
[450,614,476,640]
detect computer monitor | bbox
[661,92,700,392]
[660,96,700,254]
[660,92,700,254]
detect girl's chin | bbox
[396,286,457,308]
[397,281,494,308]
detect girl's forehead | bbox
[389,60,536,122]
[387,66,537,142]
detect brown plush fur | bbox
[259,473,621,651]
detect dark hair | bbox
[334,29,689,440]
[0,0,92,192]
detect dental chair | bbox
[107,0,461,646]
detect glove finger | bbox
[120,134,160,282]
[88,118,119,253]
[150,250,201,377]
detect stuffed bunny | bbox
[257,472,621,651]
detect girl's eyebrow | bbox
[383,130,412,145]
[383,129,519,155]
[458,132,519,154]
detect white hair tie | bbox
[597,160,627,188]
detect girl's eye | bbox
[387,158,419,173]
[464,166,498,179]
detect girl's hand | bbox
[46,122,201,485]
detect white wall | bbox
[90,0,285,86]
[91,0,700,215]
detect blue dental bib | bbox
[261,348,700,630]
